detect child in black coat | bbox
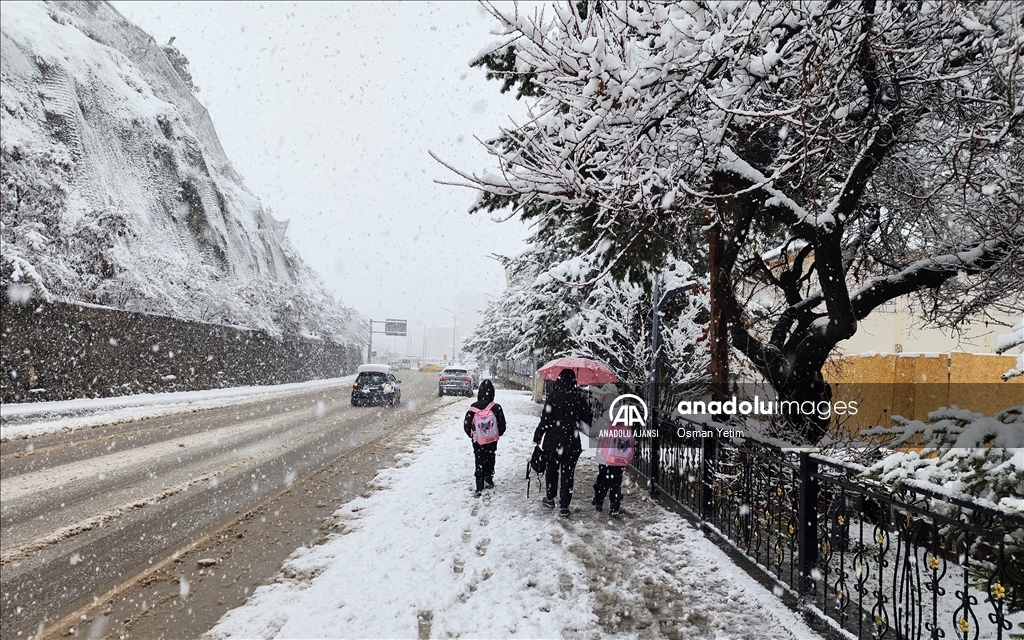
[463,380,507,495]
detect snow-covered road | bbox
[0,372,456,639]
[207,389,823,639]
[0,376,357,442]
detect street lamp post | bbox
[649,277,696,496]
[415,320,426,360]
[441,307,456,364]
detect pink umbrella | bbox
[537,357,618,385]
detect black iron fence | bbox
[631,411,1024,640]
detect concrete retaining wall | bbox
[1,299,362,404]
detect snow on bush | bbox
[863,406,1024,621]
[864,406,1023,511]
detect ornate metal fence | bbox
[632,412,1024,640]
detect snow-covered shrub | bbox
[1,133,72,297]
[161,39,200,94]
[864,406,1024,622]
[865,407,1023,508]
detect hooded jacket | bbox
[463,379,507,446]
[533,369,592,456]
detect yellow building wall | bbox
[949,352,1024,417]
[826,355,896,431]
[825,353,1022,432]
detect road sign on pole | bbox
[385,319,407,336]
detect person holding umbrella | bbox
[533,368,593,517]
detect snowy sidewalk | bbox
[206,389,823,639]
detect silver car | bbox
[438,367,473,397]
[465,364,481,388]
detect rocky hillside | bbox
[1,1,362,343]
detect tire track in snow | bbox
[1,402,319,502]
[0,460,246,566]
[1,405,360,564]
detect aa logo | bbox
[608,394,648,428]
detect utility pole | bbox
[649,275,661,425]
[649,275,661,496]
[366,319,407,364]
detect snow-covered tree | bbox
[455,1,1024,442]
[465,235,711,392]
[566,259,708,389]
[161,37,200,94]
[463,242,591,364]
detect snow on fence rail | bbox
[631,412,1024,640]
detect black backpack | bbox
[525,445,546,497]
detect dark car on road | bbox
[438,367,473,397]
[352,365,402,406]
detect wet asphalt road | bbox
[0,371,461,639]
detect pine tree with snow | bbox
[996,318,1024,380]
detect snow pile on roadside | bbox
[0,376,354,442]
[206,390,822,639]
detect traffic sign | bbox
[385,319,407,336]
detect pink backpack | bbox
[469,402,500,444]
[597,425,634,466]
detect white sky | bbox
[110,1,533,354]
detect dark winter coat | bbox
[463,379,507,449]
[533,369,592,458]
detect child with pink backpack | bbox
[463,379,507,496]
[592,421,634,518]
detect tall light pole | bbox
[441,307,456,363]
[650,279,697,414]
[414,320,426,360]
[649,277,696,497]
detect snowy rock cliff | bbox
[1,1,361,343]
